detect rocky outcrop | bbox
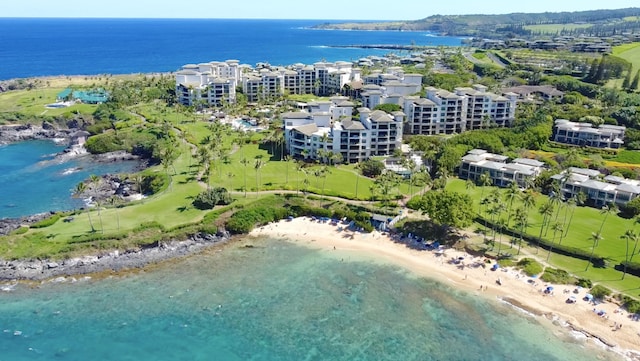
[0,231,231,281]
[0,213,53,236]
[0,123,74,144]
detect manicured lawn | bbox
[0,87,98,118]
[614,42,640,75]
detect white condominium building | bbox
[552,167,640,207]
[175,61,240,107]
[284,100,403,163]
[404,85,517,135]
[459,149,545,188]
[552,119,625,149]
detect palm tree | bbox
[296,161,305,194]
[536,201,554,253]
[240,157,250,197]
[621,229,638,280]
[596,203,618,245]
[89,175,104,234]
[321,166,331,197]
[547,222,564,261]
[477,172,492,216]
[513,206,529,255]
[504,181,521,230]
[107,196,122,232]
[586,231,603,271]
[254,158,264,194]
[74,182,95,232]
[465,178,475,195]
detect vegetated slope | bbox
[313,8,640,38]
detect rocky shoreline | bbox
[0,231,231,282]
[0,123,72,145]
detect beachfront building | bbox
[175,61,240,107]
[242,69,283,102]
[283,101,403,163]
[459,149,545,188]
[56,88,109,104]
[552,119,625,149]
[551,167,640,207]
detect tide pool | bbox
[0,140,141,219]
[0,238,622,361]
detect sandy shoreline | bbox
[250,217,640,360]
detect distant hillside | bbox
[313,8,640,38]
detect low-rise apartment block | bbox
[552,167,640,207]
[459,149,545,188]
[552,119,625,149]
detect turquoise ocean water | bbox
[0,238,622,361]
[0,140,141,218]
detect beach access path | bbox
[250,217,640,360]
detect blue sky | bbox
[4,0,638,20]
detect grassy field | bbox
[0,87,99,118]
[446,178,640,295]
[614,42,640,74]
[523,23,593,34]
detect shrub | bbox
[359,159,384,178]
[225,206,288,234]
[516,258,543,276]
[12,226,29,235]
[540,268,573,284]
[30,213,62,228]
[590,285,612,299]
[576,278,593,288]
[192,187,233,210]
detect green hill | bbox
[314,8,640,38]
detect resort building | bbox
[458,149,545,188]
[403,85,517,136]
[175,61,240,107]
[551,167,640,207]
[283,101,403,163]
[552,119,625,149]
[56,88,109,104]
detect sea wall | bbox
[0,231,231,281]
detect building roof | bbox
[282,111,313,119]
[341,119,366,130]
[292,123,318,137]
[369,110,393,123]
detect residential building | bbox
[459,149,545,188]
[552,119,625,149]
[455,85,518,129]
[175,61,239,107]
[283,103,403,163]
[552,167,640,207]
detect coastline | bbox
[0,231,230,283]
[249,217,640,360]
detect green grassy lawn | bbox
[446,178,640,295]
[614,42,640,73]
[0,87,98,118]
[523,23,593,34]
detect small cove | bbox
[0,140,142,219]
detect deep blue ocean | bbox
[0,18,462,80]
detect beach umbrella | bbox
[546,286,554,292]
[584,293,594,301]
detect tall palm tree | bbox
[321,166,331,197]
[108,196,121,232]
[586,231,603,271]
[621,229,638,280]
[477,172,492,216]
[240,157,250,197]
[89,175,104,234]
[74,182,95,232]
[254,158,264,194]
[596,203,618,245]
[547,222,564,261]
[513,206,529,255]
[537,201,554,253]
[504,181,521,230]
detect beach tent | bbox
[491,264,499,271]
[566,296,577,304]
[584,293,594,302]
[544,286,554,294]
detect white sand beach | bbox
[250,217,640,360]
